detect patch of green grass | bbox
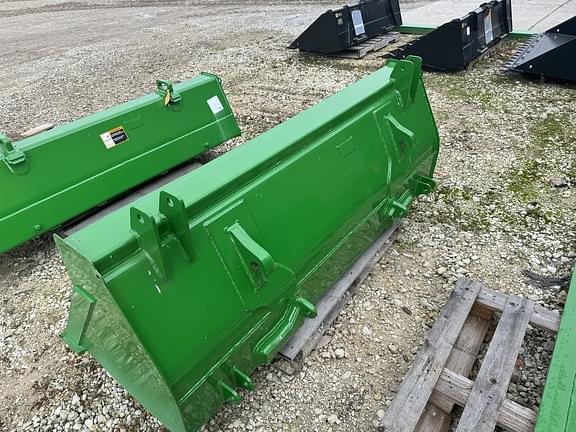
[507,159,541,202]
[441,82,494,109]
[436,184,473,201]
[489,73,517,87]
[525,204,554,223]
[530,114,576,152]
[431,184,491,232]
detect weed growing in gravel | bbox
[530,113,576,152]
[507,159,541,202]
[424,184,491,232]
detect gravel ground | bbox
[1,1,576,431]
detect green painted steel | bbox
[395,24,535,39]
[0,74,240,253]
[56,56,440,432]
[535,266,576,432]
[395,24,438,34]
[508,30,538,40]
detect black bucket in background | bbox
[288,0,402,55]
[505,16,576,82]
[388,0,513,71]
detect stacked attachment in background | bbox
[57,56,440,432]
[288,0,402,55]
[0,74,240,253]
[388,0,512,71]
[504,16,576,82]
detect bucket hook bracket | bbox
[0,133,29,174]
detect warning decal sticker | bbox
[100,126,129,149]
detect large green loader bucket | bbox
[56,56,440,431]
[0,74,240,253]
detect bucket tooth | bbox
[217,381,242,404]
[295,296,317,319]
[231,366,255,391]
[504,15,576,82]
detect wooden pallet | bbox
[332,33,400,59]
[276,222,400,374]
[380,278,561,432]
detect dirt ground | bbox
[1,1,575,431]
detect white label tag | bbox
[207,96,224,115]
[351,10,365,36]
[100,132,116,149]
[484,12,494,43]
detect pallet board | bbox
[379,278,561,432]
[457,295,533,432]
[21,123,54,138]
[331,33,400,59]
[277,222,400,371]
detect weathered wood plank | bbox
[427,313,491,414]
[279,223,400,364]
[456,295,534,432]
[476,287,560,332]
[333,33,400,59]
[531,303,561,333]
[434,368,537,432]
[470,302,494,321]
[414,404,451,432]
[20,123,55,138]
[379,279,482,432]
[450,312,491,359]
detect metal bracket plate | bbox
[0,133,29,174]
